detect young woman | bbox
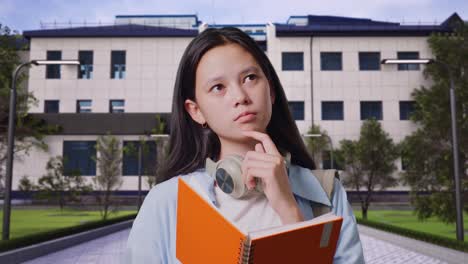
[124,27,364,263]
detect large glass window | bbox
[322,101,344,120]
[399,101,416,120]
[282,52,304,71]
[78,50,93,79]
[401,155,409,171]
[360,101,383,120]
[110,100,125,113]
[44,100,59,113]
[322,151,341,170]
[63,141,96,176]
[76,100,92,113]
[320,52,342,71]
[359,52,381,71]
[397,52,420,71]
[288,101,305,120]
[122,141,157,176]
[111,50,126,79]
[46,51,61,79]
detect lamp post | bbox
[135,134,169,211]
[382,58,464,241]
[302,133,334,169]
[2,60,80,241]
[137,142,143,211]
[149,134,169,193]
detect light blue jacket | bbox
[124,164,365,263]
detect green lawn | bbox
[0,208,138,239]
[353,210,468,240]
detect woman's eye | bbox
[210,84,224,93]
[244,74,257,83]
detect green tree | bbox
[122,137,154,185]
[93,134,123,220]
[304,124,330,167]
[0,24,60,191]
[123,114,169,188]
[36,156,92,211]
[149,114,169,187]
[18,175,36,192]
[335,139,364,198]
[400,23,468,223]
[151,137,169,187]
[338,119,399,219]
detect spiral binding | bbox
[237,238,255,264]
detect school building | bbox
[7,13,464,201]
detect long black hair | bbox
[158,27,316,183]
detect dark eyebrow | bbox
[239,66,259,76]
[204,66,260,88]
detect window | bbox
[401,151,409,171]
[322,101,344,120]
[110,100,125,113]
[288,101,304,120]
[111,50,126,79]
[397,52,420,71]
[320,52,342,71]
[322,151,341,170]
[46,51,61,79]
[122,141,157,176]
[360,101,382,120]
[63,141,96,176]
[282,52,304,71]
[78,51,93,79]
[399,101,416,120]
[76,100,92,113]
[359,52,380,71]
[44,100,59,113]
[255,29,264,33]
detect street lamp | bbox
[135,134,169,211]
[32,60,81,65]
[302,133,334,170]
[382,58,464,241]
[2,60,80,241]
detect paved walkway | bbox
[23,225,467,264]
[358,225,467,264]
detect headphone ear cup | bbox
[205,157,217,177]
[207,153,279,199]
[215,155,250,199]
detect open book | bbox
[176,177,343,264]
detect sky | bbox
[1,0,467,33]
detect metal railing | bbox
[39,20,198,29]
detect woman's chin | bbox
[238,124,266,133]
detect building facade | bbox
[9,13,462,196]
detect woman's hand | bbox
[240,130,304,225]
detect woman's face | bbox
[185,42,275,142]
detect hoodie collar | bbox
[195,164,331,207]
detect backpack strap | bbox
[309,169,339,217]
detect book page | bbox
[244,214,343,264]
[249,212,340,239]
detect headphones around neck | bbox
[205,152,291,199]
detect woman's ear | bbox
[184,99,206,125]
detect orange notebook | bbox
[176,177,343,264]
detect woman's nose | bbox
[231,85,250,107]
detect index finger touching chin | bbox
[240,130,280,155]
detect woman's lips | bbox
[236,113,256,123]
